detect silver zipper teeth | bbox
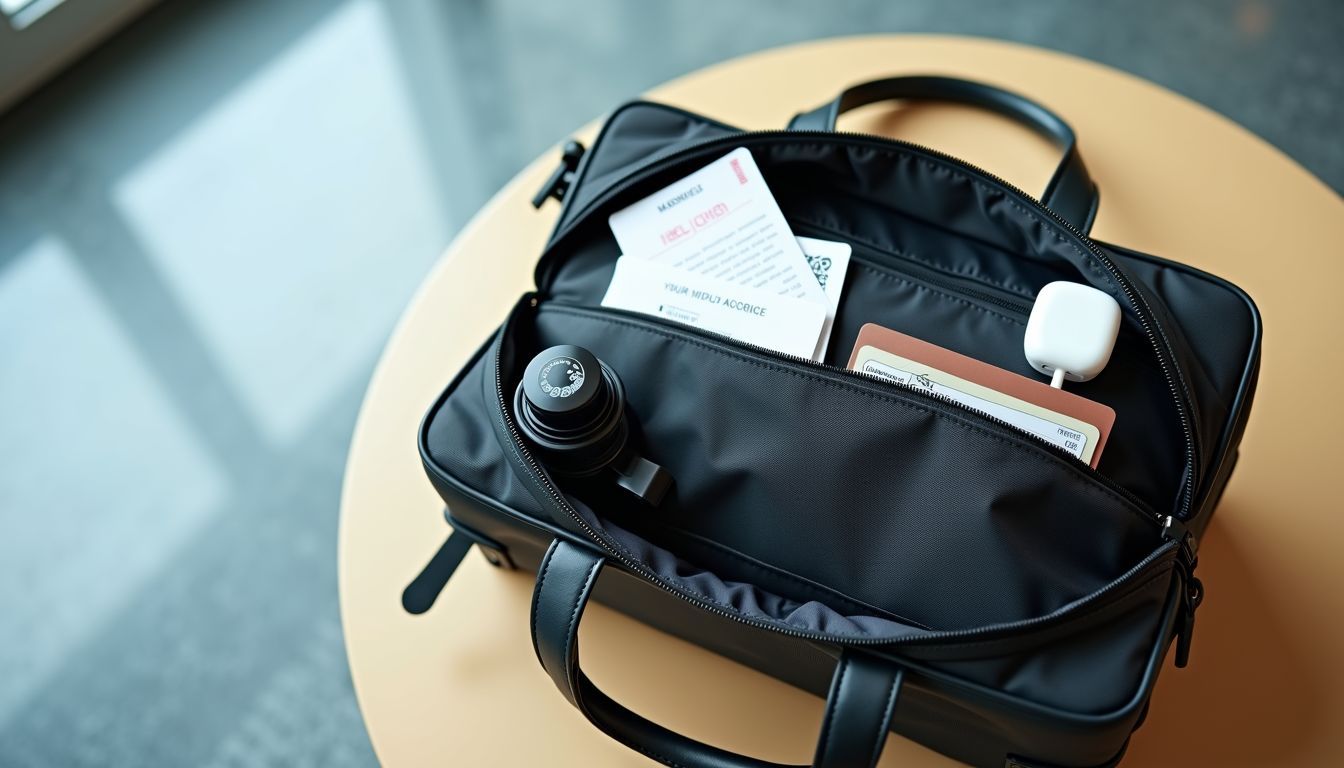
[493,303,1172,647]
[543,130,1200,521]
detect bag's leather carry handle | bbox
[531,539,903,768]
[789,75,1099,233]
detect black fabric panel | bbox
[423,354,546,521]
[1100,244,1257,479]
[784,203,1052,300]
[902,564,1174,714]
[557,102,740,232]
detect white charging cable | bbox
[1024,281,1121,389]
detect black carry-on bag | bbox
[405,76,1261,768]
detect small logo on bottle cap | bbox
[538,357,585,398]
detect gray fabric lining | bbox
[573,496,938,641]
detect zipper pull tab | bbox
[1161,514,1198,565]
[1174,572,1203,668]
[531,140,586,209]
[1161,516,1204,667]
[1162,515,1203,668]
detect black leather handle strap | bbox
[789,75,1099,233]
[814,653,904,768]
[531,539,903,768]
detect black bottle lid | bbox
[516,345,626,474]
[521,345,603,426]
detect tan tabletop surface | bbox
[339,35,1344,767]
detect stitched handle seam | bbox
[816,657,851,763]
[563,557,603,698]
[530,541,559,664]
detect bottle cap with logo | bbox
[517,344,626,471]
[515,343,670,505]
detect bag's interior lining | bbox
[788,211,1044,300]
[574,496,938,641]
[776,181,1084,301]
[744,142,1131,306]
[618,509,938,629]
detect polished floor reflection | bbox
[0,0,1339,764]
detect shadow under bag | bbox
[407,75,1261,768]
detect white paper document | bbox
[604,147,853,360]
[600,256,828,359]
[608,147,825,303]
[796,236,851,361]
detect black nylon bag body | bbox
[415,78,1261,768]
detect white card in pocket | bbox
[600,256,827,359]
[607,147,824,304]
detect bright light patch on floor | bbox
[112,0,447,445]
[0,237,224,724]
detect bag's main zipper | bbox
[492,297,1174,648]
[536,130,1200,525]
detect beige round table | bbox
[339,35,1344,767]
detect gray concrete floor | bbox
[0,0,1339,764]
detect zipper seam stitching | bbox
[790,209,1038,301]
[850,259,1028,325]
[896,561,1175,653]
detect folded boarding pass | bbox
[609,147,825,303]
[848,324,1115,466]
[603,147,850,360]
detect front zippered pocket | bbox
[545,302,1155,513]
[488,298,1171,640]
